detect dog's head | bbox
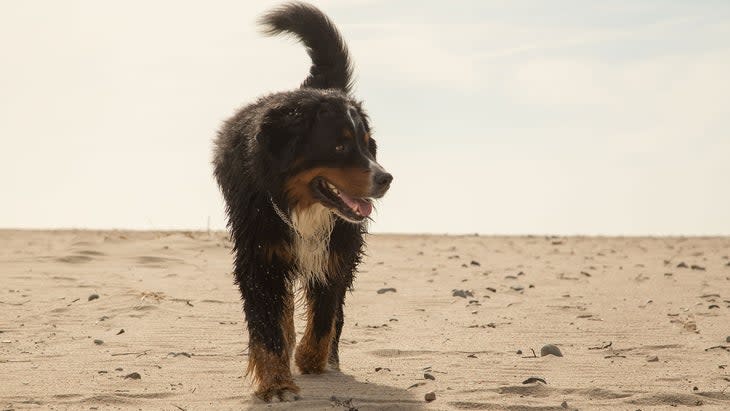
[257,91,392,223]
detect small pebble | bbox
[647,355,659,362]
[561,401,569,409]
[424,392,436,402]
[522,377,547,384]
[93,339,104,345]
[510,285,524,291]
[470,260,481,266]
[677,262,688,268]
[376,288,397,294]
[116,329,125,335]
[424,373,435,380]
[452,289,474,298]
[540,344,563,357]
[726,336,730,343]
[124,372,141,380]
[516,349,523,355]
[88,294,99,301]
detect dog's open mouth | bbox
[311,177,373,223]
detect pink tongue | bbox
[338,192,373,217]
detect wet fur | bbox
[211,2,378,402]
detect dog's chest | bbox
[290,204,334,284]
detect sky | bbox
[1,0,729,235]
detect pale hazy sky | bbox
[2,0,729,235]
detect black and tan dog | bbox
[212,2,392,402]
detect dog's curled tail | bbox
[259,2,354,93]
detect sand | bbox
[1,230,729,410]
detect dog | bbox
[212,2,392,402]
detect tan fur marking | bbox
[246,290,298,401]
[284,166,372,210]
[247,341,299,401]
[262,241,293,264]
[295,295,335,374]
[282,290,296,359]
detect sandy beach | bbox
[1,230,729,410]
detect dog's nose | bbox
[374,172,393,189]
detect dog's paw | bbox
[255,382,301,402]
[296,355,327,374]
[327,357,341,372]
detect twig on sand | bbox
[589,341,612,350]
[111,350,150,357]
[705,345,730,352]
[173,404,187,411]
[521,348,538,358]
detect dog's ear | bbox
[256,106,310,169]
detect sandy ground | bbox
[1,230,729,410]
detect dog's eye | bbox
[335,144,345,153]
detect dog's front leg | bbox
[295,280,346,374]
[238,264,298,402]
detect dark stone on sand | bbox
[424,373,435,380]
[516,349,522,355]
[124,372,141,380]
[561,401,569,409]
[540,344,563,357]
[486,287,496,293]
[452,289,474,298]
[470,260,480,266]
[93,339,104,345]
[377,288,397,294]
[116,329,125,335]
[467,354,477,358]
[424,392,436,402]
[691,265,706,271]
[709,304,719,309]
[88,294,99,301]
[647,355,659,362]
[522,377,547,384]
[511,285,524,291]
[726,336,730,343]
[677,262,688,268]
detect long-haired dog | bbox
[212,2,392,402]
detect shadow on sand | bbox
[241,370,424,410]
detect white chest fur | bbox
[290,204,334,285]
